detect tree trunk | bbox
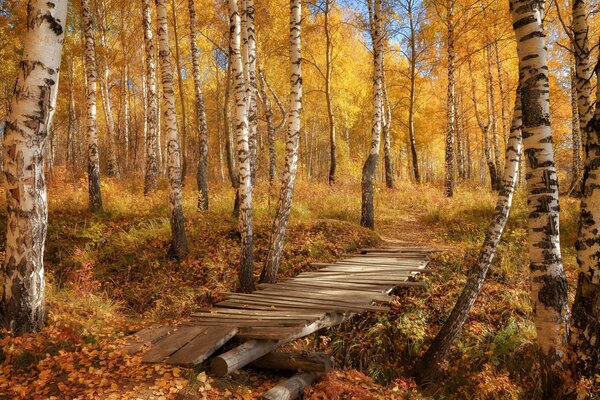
[259,68,286,187]
[568,63,582,196]
[361,0,384,229]
[510,2,571,397]
[416,88,523,385]
[570,0,600,385]
[325,0,336,185]
[156,0,189,260]
[229,0,255,292]
[171,0,189,181]
[495,41,508,146]
[95,0,120,178]
[120,6,130,172]
[83,0,103,210]
[443,0,456,198]
[469,57,498,191]
[487,45,501,180]
[143,0,159,195]
[406,1,420,183]
[259,0,303,284]
[188,0,210,210]
[0,0,67,335]
[67,55,77,171]
[455,90,465,181]
[382,71,394,189]
[242,0,258,183]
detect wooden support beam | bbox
[261,372,322,400]
[211,313,349,376]
[251,352,334,372]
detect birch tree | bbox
[188,0,210,210]
[0,0,67,335]
[382,71,394,189]
[83,0,103,210]
[260,0,303,284]
[570,0,600,383]
[156,0,188,260]
[443,0,456,197]
[229,0,255,292]
[416,88,523,384]
[258,67,286,186]
[510,1,570,396]
[242,0,258,183]
[143,0,159,195]
[361,0,384,230]
[324,0,337,185]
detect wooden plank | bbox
[251,288,392,303]
[261,372,322,400]
[256,281,390,294]
[192,308,324,318]
[223,291,388,306]
[211,313,350,376]
[251,352,334,373]
[217,297,388,313]
[166,326,238,367]
[124,325,172,354]
[191,312,320,321]
[190,319,313,327]
[142,326,207,363]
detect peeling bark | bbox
[0,0,67,335]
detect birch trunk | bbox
[443,0,455,197]
[156,0,188,260]
[568,63,582,195]
[143,0,159,195]
[229,0,255,292]
[0,0,67,335]
[67,55,77,171]
[495,41,508,146]
[570,0,600,383]
[382,71,394,189]
[260,0,303,284]
[259,68,286,186]
[416,88,522,384]
[408,3,420,183]
[83,0,103,210]
[171,0,189,180]
[242,0,258,183]
[188,0,209,210]
[325,0,336,185]
[361,0,384,229]
[510,2,571,397]
[487,45,501,180]
[95,0,119,178]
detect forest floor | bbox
[0,168,587,399]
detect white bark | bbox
[510,1,570,396]
[156,0,188,259]
[0,0,67,335]
[260,0,303,284]
[143,0,159,195]
[242,0,258,182]
[229,0,255,292]
[83,0,103,210]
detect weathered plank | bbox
[217,297,388,313]
[223,292,387,307]
[211,313,350,376]
[124,325,172,354]
[166,326,238,367]
[142,326,207,363]
[261,372,322,400]
[251,352,334,372]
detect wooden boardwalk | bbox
[125,247,431,393]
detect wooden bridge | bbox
[125,247,432,399]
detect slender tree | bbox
[382,71,394,189]
[568,63,582,195]
[95,0,120,178]
[242,0,258,183]
[260,0,303,284]
[443,0,456,197]
[361,0,384,229]
[510,1,571,396]
[83,0,103,210]
[416,88,522,384]
[325,0,337,185]
[188,0,210,210]
[570,0,600,384]
[156,0,188,260]
[229,0,255,292]
[143,0,159,195]
[0,0,67,335]
[258,67,286,186]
